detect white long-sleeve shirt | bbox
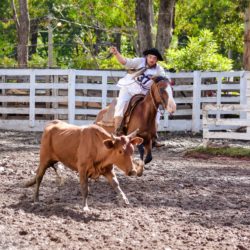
[117,57,168,93]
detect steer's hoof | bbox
[33,196,39,203]
[133,159,144,177]
[83,205,90,212]
[117,197,130,207]
[124,198,130,206]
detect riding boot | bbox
[153,137,165,147]
[152,130,165,148]
[114,116,124,135]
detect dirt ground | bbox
[0,129,250,250]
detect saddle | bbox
[122,94,145,129]
[97,94,145,130]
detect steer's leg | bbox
[79,166,89,211]
[24,176,36,187]
[33,161,51,202]
[104,166,129,205]
[25,160,59,202]
[51,164,64,186]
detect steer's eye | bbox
[119,150,123,154]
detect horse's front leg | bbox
[144,140,153,164]
[137,143,145,161]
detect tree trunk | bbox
[114,33,121,52]
[155,0,176,58]
[11,0,30,68]
[29,19,39,58]
[243,3,250,70]
[135,0,153,55]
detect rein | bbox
[149,81,168,115]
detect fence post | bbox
[246,71,250,134]
[102,72,108,109]
[2,75,7,119]
[216,75,222,120]
[53,75,59,120]
[202,104,209,146]
[29,70,35,128]
[68,69,76,124]
[192,71,201,132]
[240,71,247,119]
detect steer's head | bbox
[103,129,143,176]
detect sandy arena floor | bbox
[0,130,249,250]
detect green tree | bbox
[174,0,244,69]
[166,29,232,71]
[0,0,248,70]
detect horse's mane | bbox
[153,76,169,83]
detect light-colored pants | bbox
[114,84,161,125]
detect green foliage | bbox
[0,0,247,70]
[64,48,124,69]
[187,145,250,158]
[0,22,16,60]
[0,57,17,68]
[28,54,48,68]
[0,0,137,69]
[175,0,244,69]
[99,56,124,69]
[166,30,233,71]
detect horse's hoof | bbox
[144,155,152,164]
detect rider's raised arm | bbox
[110,46,144,69]
[110,46,127,65]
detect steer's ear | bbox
[130,137,143,146]
[103,139,115,149]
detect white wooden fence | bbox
[203,104,250,141]
[0,69,249,132]
[202,72,250,141]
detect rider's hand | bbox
[110,46,118,55]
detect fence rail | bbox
[202,104,250,141]
[0,69,249,132]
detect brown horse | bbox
[95,76,176,164]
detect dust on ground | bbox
[0,130,249,250]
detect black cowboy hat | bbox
[143,48,163,61]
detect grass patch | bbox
[186,146,250,159]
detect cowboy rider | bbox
[110,46,176,146]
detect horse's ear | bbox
[151,75,160,82]
[151,75,165,83]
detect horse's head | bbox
[151,76,176,114]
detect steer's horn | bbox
[127,128,139,139]
[110,133,117,141]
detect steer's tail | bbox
[24,164,62,188]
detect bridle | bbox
[149,80,168,115]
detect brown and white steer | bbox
[25,120,143,211]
